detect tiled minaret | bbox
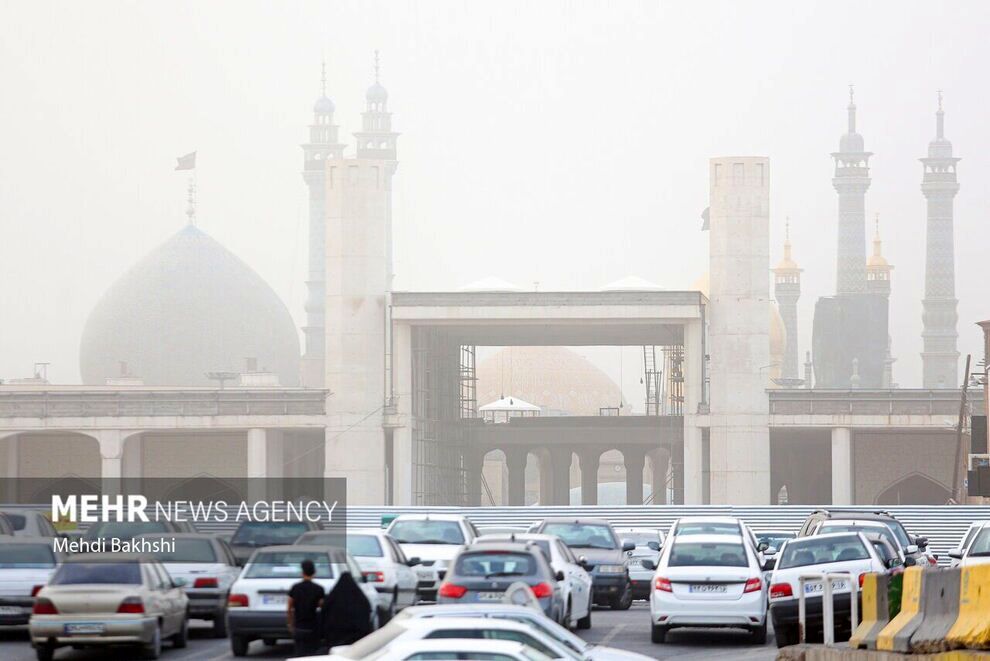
[773,219,802,379]
[832,86,872,295]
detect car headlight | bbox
[597,564,626,574]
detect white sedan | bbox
[299,638,553,661]
[646,533,769,644]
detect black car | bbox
[533,517,635,610]
[797,509,930,566]
[228,520,323,566]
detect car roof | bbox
[820,520,891,528]
[614,527,661,533]
[391,514,467,522]
[814,509,896,522]
[253,544,348,560]
[345,528,388,536]
[539,517,611,526]
[461,542,537,553]
[754,529,795,534]
[386,638,532,654]
[668,533,744,544]
[65,552,154,562]
[674,516,741,524]
[475,533,555,543]
[788,531,866,545]
[400,617,533,632]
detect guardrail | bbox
[798,571,858,646]
[768,388,986,416]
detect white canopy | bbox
[479,395,541,412]
[599,275,663,292]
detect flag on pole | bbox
[175,152,196,171]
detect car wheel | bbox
[212,609,228,638]
[775,624,797,648]
[576,607,592,630]
[143,623,162,659]
[34,644,55,661]
[651,623,668,643]
[751,620,768,645]
[231,635,250,657]
[610,582,633,610]
[172,617,189,648]
[380,589,398,625]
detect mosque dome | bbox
[477,346,624,416]
[366,82,388,103]
[80,225,301,386]
[313,95,335,113]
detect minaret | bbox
[831,86,872,295]
[921,91,961,389]
[773,218,802,379]
[301,61,346,387]
[867,214,895,388]
[354,51,399,162]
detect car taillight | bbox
[116,597,145,614]
[437,583,467,599]
[363,571,385,583]
[193,577,219,588]
[769,583,793,599]
[31,585,44,597]
[743,578,762,593]
[32,598,57,615]
[531,582,553,599]
[654,577,672,592]
[859,573,868,588]
[228,593,249,608]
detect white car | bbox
[614,528,664,601]
[768,531,890,648]
[303,638,554,661]
[0,537,65,627]
[386,514,477,601]
[0,509,60,539]
[949,521,990,567]
[668,516,766,562]
[139,533,242,637]
[647,533,768,644]
[226,545,380,657]
[396,603,654,660]
[475,533,593,629]
[948,520,990,567]
[323,616,581,659]
[296,528,419,621]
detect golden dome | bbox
[773,220,801,272]
[867,214,892,269]
[476,346,623,416]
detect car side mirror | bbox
[555,570,565,581]
[948,550,962,560]
[757,541,769,552]
[915,537,929,549]
[761,558,776,572]
[647,541,660,552]
[578,555,589,567]
[903,557,916,567]
[621,541,636,553]
[172,577,187,588]
[406,557,421,567]
[764,547,778,557]
[640,559,657,571]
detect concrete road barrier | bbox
[877,567,925,652]
[850,573,891,650]
[776,645,990,660]
[947,564,990,650]
[910,568,962,653]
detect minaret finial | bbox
[185,177,197,226]
[847,84,856,132]
[936,89,945,139]
[937,88,943,111]
[785,216,791,242]
[321,58,327,97]
[374,50,380,83]
[849,84,854,104]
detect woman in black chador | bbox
[320,571,373,648]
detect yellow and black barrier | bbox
[851,573,893,650]
[946,564,990,650]
[910,567,962,653]
[878,567,926,652]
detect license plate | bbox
[689,584,727,593]
[261,594,288,606]
[477,591,503,601]
[804,580,847,594]
[65,623,106,635]
[417,569,434,579]
[0,606,24,615]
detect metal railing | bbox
[798,571,858,646]
[769,388,986,417]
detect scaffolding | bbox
[643,346,662,415]
[459,345,478,419]
[662,345,685,415]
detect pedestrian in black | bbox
[321,570,373,648]
[287,558,325,656]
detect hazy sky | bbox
[1,0,988,394]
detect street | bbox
[0,602,778,660]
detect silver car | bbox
[29,552,189,660]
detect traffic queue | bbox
[0,506,984,659]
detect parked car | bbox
[614,527,664,601]
[226,544,378,657]
[0,513,17,537]
[475,533,593,629]
[669,516,767,565]
[317,638,555,661]
[645,533,769,644]
[295,528,419,622]
[0,509,60,538]
[949,522,990,567]
[0,537,65,626]
[753,530,796,554]
[397,603,655,660]
[797,509,930,566]
[82,519,191,545]
[532,518,634,610]
[138,533,241,637]
[437,541,564,622]
[813,519,918,567]
[29,552,189,660]
[948,520,990,567]
[228,520,322,566]
[768,532,892,648]
[386,514,477,601]
[325,616,579,660]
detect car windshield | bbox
[620,532,660,547]
[870,541,898,565]
[84,521,170,540]
[0,544,56,568]
[674,521,740,535]
[231,522,309,547]
[390,520,464,545]
[52,562,142,585]
[883,521,912,548]
[1,513,27,531]
[820,523,897,549]
[968,528,990,557]
[541,523,616,550]
[347,535,384,558]
[244,551,335,579]
[756,533,794,550]
[668,541,748,567]
[149,538,217,563]
[455,552,537,578]
[778,535,869,569]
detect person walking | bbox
[287,558,325,656]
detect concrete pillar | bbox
[549,449,572,506]
[464,448,484,507]
[391,323,414,505]
[831,427,853,505]
[96,430,124,496]
[505,448,528,506]
[624,449,646,506]
[683,423,704,504]
[4,434,18,501]
[649,449,669,505]
[578,449,601,505]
